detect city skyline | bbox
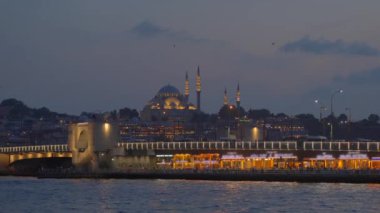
[2,2,380,211]
[1,1,380,119]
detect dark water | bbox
[0,177,379,213]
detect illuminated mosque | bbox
[140,67,202,122]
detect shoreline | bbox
[34,169,380,183]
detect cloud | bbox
[130,21,168,37]
[334,67,380,85]
[280,36,380,56]
[302,67,380,119]
[130,21,222,45]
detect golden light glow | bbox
[167,153,380,170]
[164,97,184,110]
[252,127,260,141]
[8,151,71,164]
[104,123,110,132]
[172,153,220,169]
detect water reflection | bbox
[0,177,378,213]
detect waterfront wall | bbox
[112,156,157,170]
[38,169,380,183]
[0,154,9,172]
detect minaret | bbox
[236,83,241,109]
[185,72,189,103]
[196,66,201,111]
[224,88,228,105]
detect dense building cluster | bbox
[0,99,77,146]
[122,66,307,142]
[1,66,380,147]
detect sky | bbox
[1,0,380,120]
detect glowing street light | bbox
[314,99,328,137]
[227,105,234,139]
[330,89,343,117]
[330,89,343,141]
[314,99,327,122]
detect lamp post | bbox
[227,105,233,139]
[314,99,327,136]
[329,89,343,141]
[345,107,352,123]
[345,107,352,141]
[314,99,327,122]
[330,89,343,117]
[327,122,333,141]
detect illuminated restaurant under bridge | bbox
[167,152,380,170]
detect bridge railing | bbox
[2,141,380,154]
[0,144,70,154]
[118,141,298,151]
[118,141,380,152]
[303,141,380,152]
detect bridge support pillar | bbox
[0,154,10,172]
[68,122,119,171]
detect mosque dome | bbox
[157,84,181,97]
[140,69,202,122]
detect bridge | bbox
[1,140,380,174]
[0,144,69,154]
[117,141,380,152]
[2,141,380,155]
[0,144,71,169]
[1,121,380,174]
[1,141,380,155]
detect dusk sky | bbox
[1,1,380,120]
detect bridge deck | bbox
[0,144,69,154]
[1,141,380,154]
[118,141,380,152]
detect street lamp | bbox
[345,107,352,141]
[314,99,327,137]
[227,105,233,139]
[330,89,343,141]
[330,89,343,117]
[327,122,333,141]
[314,99,327,122]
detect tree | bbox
[368,114,380,124]
[1,98,27,107]
[337,114,348,122]
[1,99,30,120]
[218,105,239,120]
[296,114,317,121]
[247,109,272,120]
[295,113,322,135]
[119,107,139,120]
[276,113,288,118]
[33,107,54,120]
